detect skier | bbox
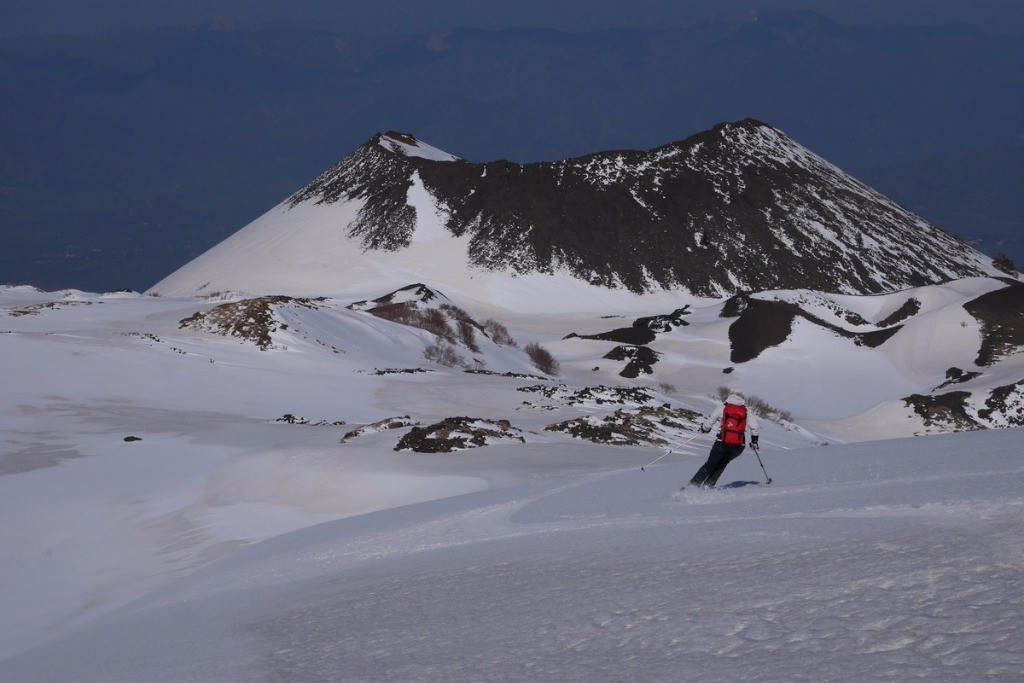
[688,393,759,489]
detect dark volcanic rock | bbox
[569,306,691,346]
[726,294,903,363]
[933,367,983,391]
[573,326,657,346]
[517,384,659,407]
[978,379,1024,426]
[603,345,660,378]
[634,307,691,331]
[906,375,1024,431]
[728,298,798,364]
[288,120,995,296]
[963,279,1024,366]
[394,416,524,453]
[878,297,922,327]
[348,283,445,310]
[546,405,702,446]
[904,391,978,431]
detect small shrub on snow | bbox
[418,308,457,343]
[369,303,456,343]
[456,318,481,353]
[439,305,483,352]
[370,301,518,354]
[746,395,794,423]
[424,341,464,367]
[525,342,559,375]
[369,302,419,326]
[482,319,517,347]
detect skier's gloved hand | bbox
[699,425,710,434]
[750,435,759,447]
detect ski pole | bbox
[752,444,772,485]
[641,431,703,471]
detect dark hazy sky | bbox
[4,0,1024,37]
[3,0,1022,291]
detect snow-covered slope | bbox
[3,275,1023,678]
[2,429,1022,682]
[149,121,1003,301]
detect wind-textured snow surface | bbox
[2,430,1022,682]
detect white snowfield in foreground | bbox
[2,429,1022,682]
[1,283,1022,681]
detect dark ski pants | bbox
[689,441,745,488]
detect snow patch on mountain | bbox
[407,172,450,243]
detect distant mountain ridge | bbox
[151,119,1001,298]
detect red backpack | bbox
[720,403,747,446]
